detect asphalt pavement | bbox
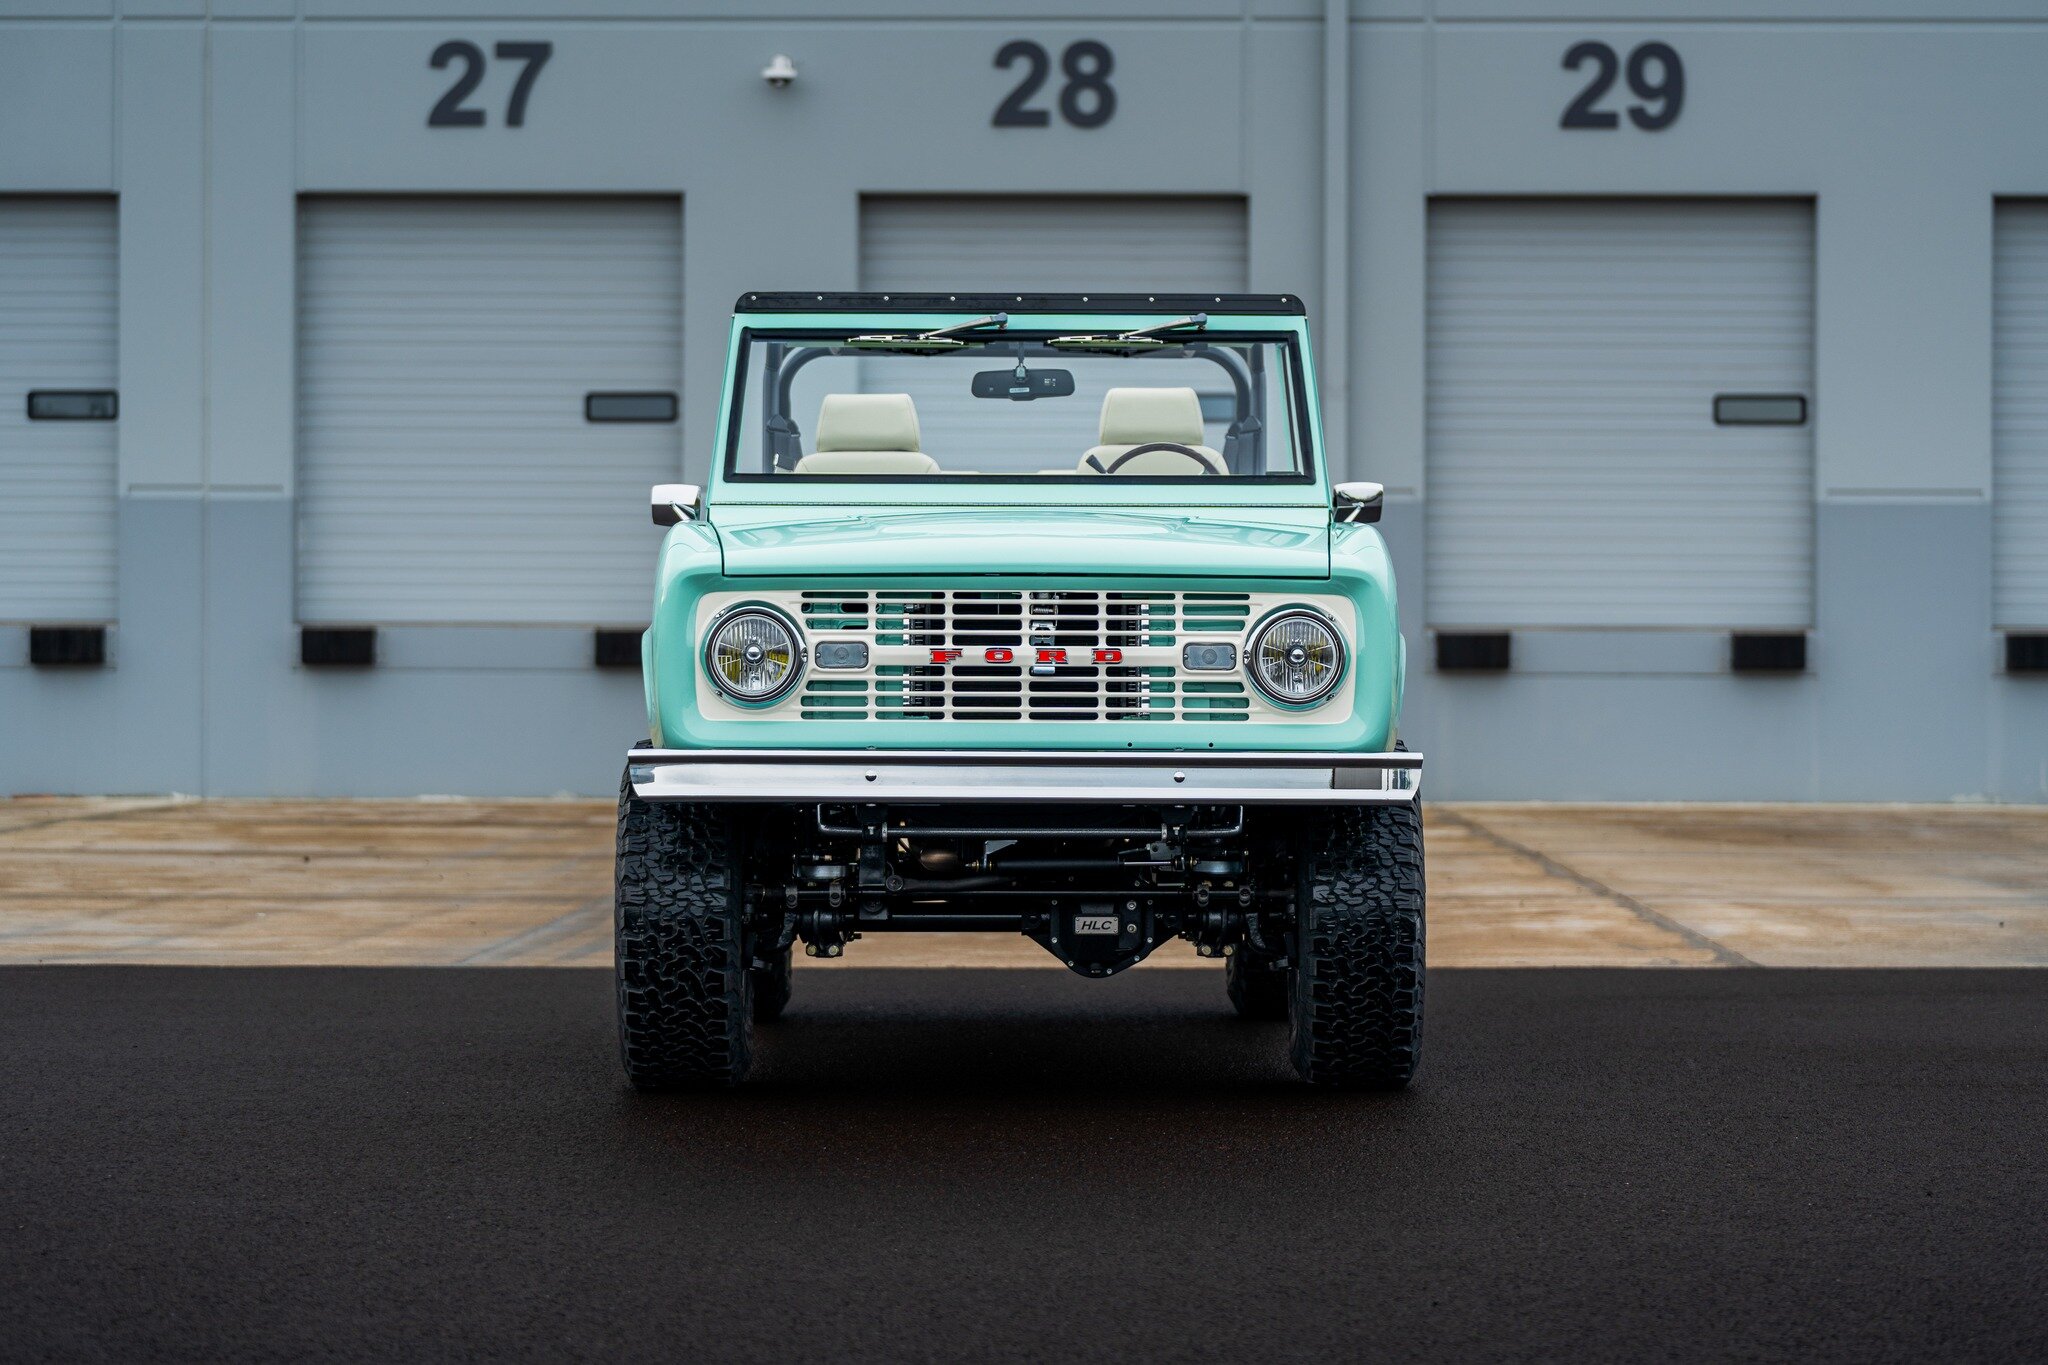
[4,965,2044,1363]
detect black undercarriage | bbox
[738,801,1298,976]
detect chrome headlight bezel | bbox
[701,603,805,705]
[1244,606,1347,708]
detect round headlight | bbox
[1247,610,1344,706]
[704,606,803,703]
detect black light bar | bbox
[1714,394,1807,426]
[585,392,677,423]
[27,390,117,421]
[736,292,1305,315]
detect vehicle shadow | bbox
[604,968,1430,1174]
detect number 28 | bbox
[992,40,1116,129]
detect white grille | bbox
[793,588,1256,723]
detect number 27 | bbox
[428,40,553,128]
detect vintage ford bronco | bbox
[619,292,1422,1089]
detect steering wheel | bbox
[1087,442,1215,475]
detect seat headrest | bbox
[816,393,922,453]
[1098,387,1206,447]
[795,449,941,475]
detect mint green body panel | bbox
[641,306,1404,756]
[712,505,1331,579]
[644,522,1403,754]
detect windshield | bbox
[723,328,1312,483]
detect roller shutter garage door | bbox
[1426,199,1815,629]
[1995,202,2048,628]
[297,197,681,625]
[0,198,117,623]
[858,197,1248,470]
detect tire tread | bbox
[1287,802,1425,1088]
[614,777,753,1088]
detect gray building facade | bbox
[1,0,2044,800]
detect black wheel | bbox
[752,943,793,1023]
[1286,802,1425,1088]
[614,774,754,1089]
[1225,949,1288,1020]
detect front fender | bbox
[642,522,725,744]
[1333,520,1404,742]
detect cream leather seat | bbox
[794,393,940,475]
[1079,387,1226,475]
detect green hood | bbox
[708,505,1332,580]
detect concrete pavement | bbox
[2,797,2044,967]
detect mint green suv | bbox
[617,293,1422,1089]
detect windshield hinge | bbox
[1122,313,1208,340]
[919,312,1008,341]
[843,312,1009,353]
[1047,313,1209,353]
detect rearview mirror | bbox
[1333,481,1384,524]
[651,483,702,527]
[971,367,1076,401]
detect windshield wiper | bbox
[843,312,1009,353]
[1046,312,1207,353]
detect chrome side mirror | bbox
[1333,481,1384,524]
[651,483,702,527]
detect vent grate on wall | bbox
[2007,633,2048,675]
[28,625,106,667]
[1731,632,1807,673]
[1436,632,1511,672]
[302,627,376,667]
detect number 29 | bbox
[1560,41,1684,131]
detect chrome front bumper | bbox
[626,748,1422,806]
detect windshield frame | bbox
[711,311,1326,508]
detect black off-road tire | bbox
[752,944,793,1023]
[614,775,754,1089]
[1225,949,1289,1020]
[1286,802,1425,1088]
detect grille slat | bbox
[787,588,1265,722]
